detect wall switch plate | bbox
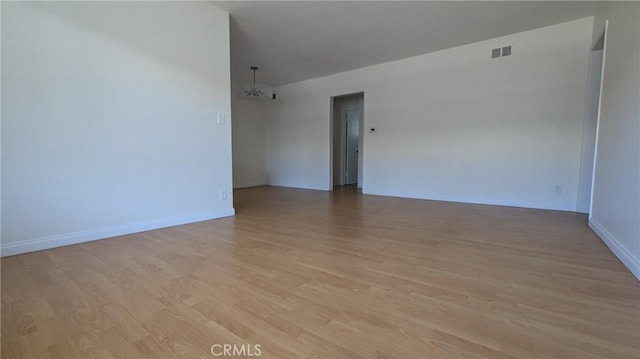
[220,189,228,200]
[217,113,226,125]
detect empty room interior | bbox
[2,1,640,358]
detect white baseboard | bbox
[269,183,328,191]
[589,219,640,281]
[361,189,576,212]
[0,208,235,257]
[233,182,268,189]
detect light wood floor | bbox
[2,186,639,358]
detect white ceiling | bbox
[213,1,605,86]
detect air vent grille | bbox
[491,45,513,59]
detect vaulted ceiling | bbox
[213,1,605,86]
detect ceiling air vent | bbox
[502,45,512,57]
[491,48,501,59]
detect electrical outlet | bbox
[372,177,378,185]
[554,184,563,195]
[217,112,226,125]
[220,189,228,200]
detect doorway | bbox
[331,93,364,189]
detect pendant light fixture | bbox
[236,66,275,101]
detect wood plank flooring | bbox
[2,185,639,358]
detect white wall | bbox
[265,18,594,211]
[232,96,267,188]
[266,87,333,190]
[589,2,640,280]
[1,2,233,255]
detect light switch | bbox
[217,112,226,125]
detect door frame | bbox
[588,20,608,219]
